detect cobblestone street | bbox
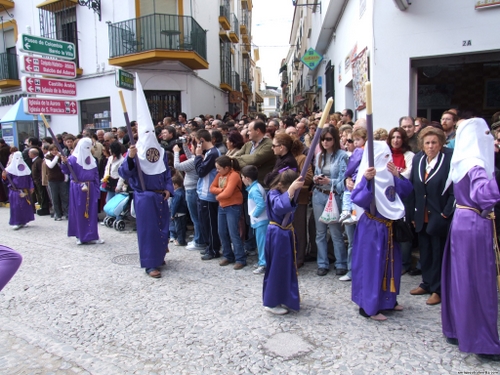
[1,207,499,374]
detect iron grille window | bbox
[39,4,80,66]
[145,91,181,124]
[220,41,231,86]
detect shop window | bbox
[81,97,111,131]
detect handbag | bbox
[393,218,413,243]
[319,190,340,224]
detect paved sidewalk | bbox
[1,207,499,374]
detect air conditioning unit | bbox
[393,0,411,11]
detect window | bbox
[268,97,276,106]
[325,60,335,109]
[39,3,80,66]
[81,97,111,131]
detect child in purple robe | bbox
[4,151,35,230]
[262,169,304,315]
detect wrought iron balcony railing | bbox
[109,13,207,60]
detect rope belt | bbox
[456,204,500,289]
[22,189,31,206]
[365,212,396,293]
[270,221,299,277]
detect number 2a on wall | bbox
[462,40,472,46]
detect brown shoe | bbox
[410,286,429,295]
[426,293,441,305]
[233,263,246,270]
[219,259,233,266]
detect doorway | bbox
[145,91,181,124]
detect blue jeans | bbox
[342,190,352,212]
[312,190,347,270]
[218,205,246,265]
[186,189,203,245]
[173,215,188,245]
[344,223,356,277]
[254,223,268,267]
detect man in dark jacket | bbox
[29,148,51,215]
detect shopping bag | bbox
[319,191,340,224]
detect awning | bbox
[0,98,42,123]
[37,0,77,11]
[255,92,263,103]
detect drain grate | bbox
[112,253,139,265]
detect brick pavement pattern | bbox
[1,207,499,374]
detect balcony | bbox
[232,71,240,92]
[0,0,14,10]
[220,42,232,92]
[241,58,251,96]
[0,52,20,88]
[219,0,230,30]
[241,0,253,11]
[240,9,249,35]
[229,14,239,43]
[108,13,208,70]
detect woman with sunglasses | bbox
[264,133,298,188]
[312,127,348,277]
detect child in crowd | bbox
[170,172,188,246]
[209,156,246,269]
[339,128,367,226]
[241,165,269,275]
[263,169,304,315]
[4,151,35,230]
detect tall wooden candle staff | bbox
[365,82,376,215]
[118,90,146,192]
[281,97,333,225]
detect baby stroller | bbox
[103,192,133,231]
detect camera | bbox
[177,137,187,144]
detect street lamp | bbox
[293,58,301,71]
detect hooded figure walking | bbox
[441,118,500,361]
[61,137,104,245]
[119,75,174,278]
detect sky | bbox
[251,0,295,88]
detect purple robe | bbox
[441,166,500,355]
[119,154,173,269]
[351,176,413,316]
[61,158,100,242]
[262,189,300,311]
[7,174,35,226]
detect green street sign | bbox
[18,34,75,60]
[301,48,323,70]
[115,69,135,90]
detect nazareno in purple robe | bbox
[119,153,174,269]
[8,174,35,226]
[61,157,100,242]
[262,189,300,311]
[351,176,413,316]
[0,244,22,291]
[441,166,500,355]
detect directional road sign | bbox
[18,34,75,60]
[22,77,77,97]
[23,98,78,115]
[21,56,77,78]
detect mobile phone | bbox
[319,174,325,178]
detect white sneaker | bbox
[339,274,352,281]
[339,211,351,223]
[253,266,266,274]
[12,225,22,230]
[264,306,289,315]
[186,242,205,251]
[76,239,82,245]
[90,239,105,244]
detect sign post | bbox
[115,69,135,90]
[17,34,75,60]
[301,48,323,70]
[22,77,77,97]
[21,56,77,78]
[24,98,78,115]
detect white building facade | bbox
[0,0,255,146]
[285,0,500,127]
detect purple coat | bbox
[262,189,300,310]
[7,174,35,226]
[441,167,500,355]
[61,157,100,242]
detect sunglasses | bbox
[346,139,354,143]
[322,137,334,141]
[271,144,281,148]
